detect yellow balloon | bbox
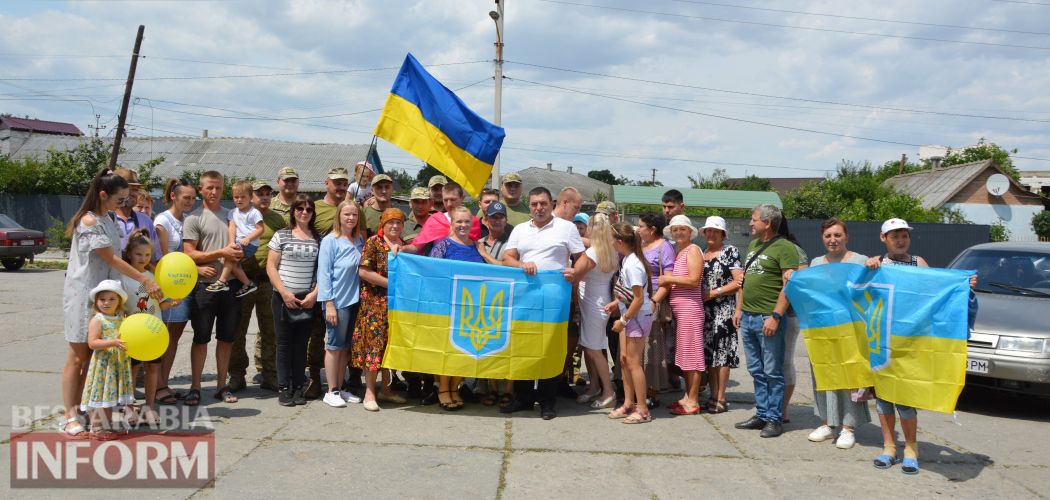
[156,251,198,299]
[120,313,170,361]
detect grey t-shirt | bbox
[182,206,231,283]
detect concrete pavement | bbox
[2,268,1048,498]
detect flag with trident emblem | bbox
[383,253,570,379]
[784,263,972,413]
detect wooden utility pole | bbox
[108,25,145,170]
[899,153,906,175]
[651,168,657,184]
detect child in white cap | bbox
[80,280,134,441]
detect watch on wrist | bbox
[771,311,782,321]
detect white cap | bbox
[881,218,913,234]
[700,216,727,234]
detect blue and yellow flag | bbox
[383,253,570,379]
[784,264,971,413]
[373,54,506,198]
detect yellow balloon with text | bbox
[155,251,198,299]
[120,313,170,361]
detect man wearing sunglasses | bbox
[113,168,162,266]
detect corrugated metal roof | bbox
[9,136,372,192]
[727,177,823,195]
[611,185,782,209]
[881,160,991,209]
[0,116,82,136]
[516,167,612,203]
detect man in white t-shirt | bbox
[501,186,584,420]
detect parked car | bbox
[948,241,1050,397]
[0,214,48,271]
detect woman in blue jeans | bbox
[317,200,366,408]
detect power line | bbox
[505,60,1050,123]
[534,0,1050,51]
[502,146,832,172]
[667,0,1050,36]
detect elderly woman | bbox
[637,211,673,403]
[658,215,706,415]
[355,208,411,411]
[698,216,743,414]
[807,218,871,449]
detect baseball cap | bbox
[410,187,429,200]
[595,201,617,215]
[113,168,141,186]
[252,180,273,191]
[327,167,350,180]
[372,174,393,185]
[277,167,299,180]
[573,213,590,225]
[881,218,913,234]
[428,175,448,188]
[486,201,508,217]
[501,172,523,184]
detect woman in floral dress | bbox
[699,216,743,414]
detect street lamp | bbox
[490,0,504,189]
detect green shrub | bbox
[1032,210,1050,239]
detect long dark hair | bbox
[66,168,130,238]
[163,178,195,205]
[287,194,321,242]
[777,216,801,246]
[611,221,652,298]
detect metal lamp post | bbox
[490,1,504,189]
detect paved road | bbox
[2,269,1048,498]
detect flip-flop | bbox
[155,392,178,405]
[874,453,899,469]
[214,386,238,403]
[184,389,201,406]
[670,405,702,415]
[901,457,919,475]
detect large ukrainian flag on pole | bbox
[373,53,506,198]
[383,253,570,379]
[784,264,971,413]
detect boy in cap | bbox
[500,172,532,226]
[428,174,447,213]
[403,187,432,241]
[314,167,350,234]
[362,173,395,237]
[271,167,299,219]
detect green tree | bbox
[1032,210,1050,239]
[688,168,730,189]
[587,169,620,185]
[735,174,774,192]
[415,164,443,187]
[134,156,166,193]
[386,168,416,194]
[940,137,1020,181]
[0,138,115,195]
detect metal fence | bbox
[622,215,991,268]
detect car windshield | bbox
[950,248,1050,297]
[0,214,22,228]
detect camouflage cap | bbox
[372,173,393,185]
[501,172,523,184]
[410,187,429,200]
[277,166,299,180]
[252,180,273,191]
[428,175,448,188]
[595,201,618,215]
[327,167,350,180]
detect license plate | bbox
[19,240,33,246]
[966,358,989,374]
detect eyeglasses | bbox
[294,206,314,213]
[115,196,130,205]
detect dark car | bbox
[0,214,48,271]
[948,241,1050,397]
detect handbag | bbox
[282,291,316,324]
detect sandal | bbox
[708,400,728,414]
[90,427,117,441]
[576,391,601,404]
[158,386,187,401]
[57,418,89,439]
[874,453,899,469]
[607,404,635,419]
[214,386,238,403]
[155,391,178,406]
[184,389,201,406]
[482,392,499,406]
[623,410,652,424]
[901,457,919,475]
[667,401,683,410]
[670,404,701,415]
[438,390,461,411]
[499,393,514,408]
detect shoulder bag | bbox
[739,236,780,288]
[652,242,674,322]
[281,234,319,325]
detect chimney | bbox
[567,165,573,174]
[930,155,943,169]
[202,129,208,138]
[547,162,553,171]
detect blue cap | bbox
[573,213,589,225]
[486,201,508,217]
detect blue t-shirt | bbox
[429,237,485,264]
[316,234,362,308]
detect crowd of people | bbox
[57,163,975,474]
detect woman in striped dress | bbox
[658,215,706,415]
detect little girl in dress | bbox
[80,280,135,440]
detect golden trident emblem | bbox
[853,290,885,355]
[459,283,505,351]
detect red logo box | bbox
[10,432,214,489]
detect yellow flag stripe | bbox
[803,322,875,391]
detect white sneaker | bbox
[323,391,347,408]
[835,429,856,449]
[808,425,835,442]
[340,389,362,404]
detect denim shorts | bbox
[240,243,259,259]
[161,297,190,323]
[875,397,917,420]
[324,302,360,351]
[624,311,654,338]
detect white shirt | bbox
[228,206,264,245]
[505,216,585,271]
[122,271,163,320]
[617,253,652,317]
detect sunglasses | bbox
[294,206,314,214]
[114,196,130,205]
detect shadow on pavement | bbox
[956,385,1050,423]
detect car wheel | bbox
[1,257,26,271]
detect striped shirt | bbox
[267,229,320,293]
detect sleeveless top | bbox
[670,244,704,302]
[881,254,918,266]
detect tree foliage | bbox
[940,137,1020,181]
[1032,210,1050,239]
[1,138,112,195]
[414,164,443,187]
[587,169,619,185]
[386,168,416,194]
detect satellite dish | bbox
[986,174,1009,197]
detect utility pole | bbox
[489,0,504,189]
[899,153,906,175]
[109,25,145,170]
[651,168,657,184]
[88,114,105,138]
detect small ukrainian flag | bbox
[383,253,570,379]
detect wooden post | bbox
[899,153,906,175]
[108,25,145,170]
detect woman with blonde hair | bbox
[317,200,366,407]
[570,213,619,409]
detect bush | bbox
[1032,210,1050,239]
[46,216,72,250]
[990,217,1011,242]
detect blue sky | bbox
[3,0,1050,187]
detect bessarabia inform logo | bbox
[10,405,214,488]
